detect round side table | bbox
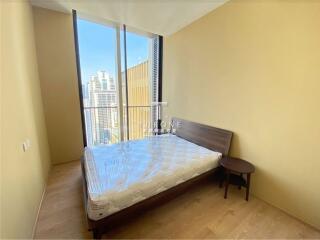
[220,157,255,201]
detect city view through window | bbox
[77,18,160,146]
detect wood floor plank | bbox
[34,160,320,239]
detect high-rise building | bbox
[87,71,118,145]
[84,62,155,145]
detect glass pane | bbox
[125,31,153,140]
[77,19,120,145]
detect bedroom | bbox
[1,0,320,239]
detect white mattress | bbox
[84,134,222,220]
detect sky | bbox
[77,19,150,84]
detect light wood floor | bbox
[34,160,320,239]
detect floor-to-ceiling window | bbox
[73,12,162,146]
[122,29,159,140]
[77,19,119,146]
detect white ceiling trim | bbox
[31,0,229,36]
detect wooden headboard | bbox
[171,118,233,156]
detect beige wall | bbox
[33,7,83,164]
[1,1,51,238]
[164,0,320,229]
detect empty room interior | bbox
[2,0,320,239]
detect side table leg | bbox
[219,168,224,188]
[224,170,230,199]
[238,173,243,190]
[246,173,251,201]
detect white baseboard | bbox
[31,183,47,239]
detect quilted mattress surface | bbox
[84,134,222,220]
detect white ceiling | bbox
[31,0,228,36]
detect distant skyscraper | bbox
[84,62,153,145]
[87,71,118,144]
[82,83,88,99]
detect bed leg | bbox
[92,229,102,239]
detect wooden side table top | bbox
[220,157,255,174]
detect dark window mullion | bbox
[123,25,130,140]
[72,9,87,147]
[157,35,163,132]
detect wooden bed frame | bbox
[81,118,233,239]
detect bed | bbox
[81,118,233,239]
